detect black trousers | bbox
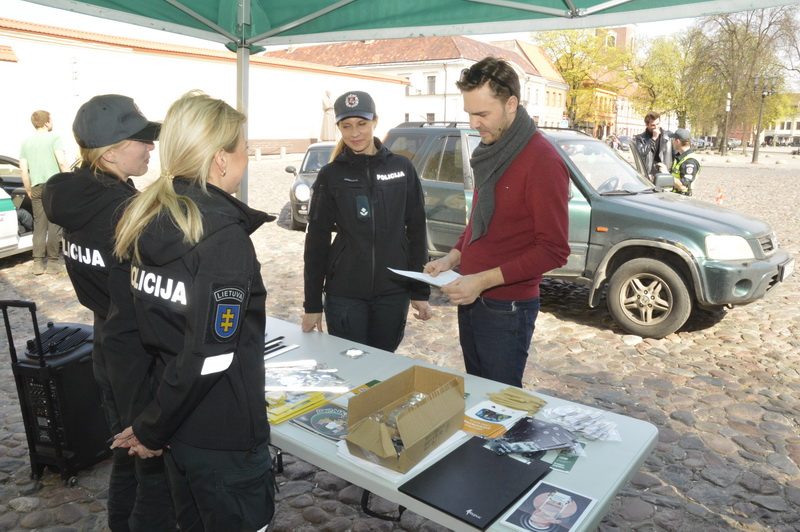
[165,440,276,532]
[324,292,410,353]
[93,316,175,531]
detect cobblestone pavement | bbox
[0,148,798,531]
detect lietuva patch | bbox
[210,286,245,341]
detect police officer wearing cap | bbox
[42,95,175,531]
[111,91,276,531]
[670,128,700,196]
[302,90,432,352]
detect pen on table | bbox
[264,342,286,355]
[264,337,285,350]
[264,344,299,361]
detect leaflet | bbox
[387,267,462,288]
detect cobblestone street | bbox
[0,147,798,531]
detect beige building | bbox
[266,36,564,127]
[763,93,800,146]
[0,17,407,158]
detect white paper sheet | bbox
[388,267,462,288]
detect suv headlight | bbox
[294,183,311,202]
[705,235,755,260]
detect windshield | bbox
[557,138,653,193]
[300,146,333,173]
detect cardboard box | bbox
[345,366,465,473]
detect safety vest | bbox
[670,151,700,196]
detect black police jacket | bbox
[130,178,272,451]
[303,140,430,313]
[43,166,135,317]
[43,167,158,426]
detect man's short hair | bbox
[644,112,661,124]
[31,110,50,129]
[456,56,520,103]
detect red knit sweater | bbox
[455,131,570,300]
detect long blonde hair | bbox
[114,91,246,262]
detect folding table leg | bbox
[360,489,405,521]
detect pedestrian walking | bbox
[19,110,70,274]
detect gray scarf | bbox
[469,106,537,242]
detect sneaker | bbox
[46,258,65,275]
[32,260,45,276]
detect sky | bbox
[3,0,699,49]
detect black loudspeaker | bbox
[1,300,111,485]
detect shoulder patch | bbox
[210,286,246,342]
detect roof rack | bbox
[537,126,593,137]
[394,121,473,129]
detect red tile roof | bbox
[266,36,541,76]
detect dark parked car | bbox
[285,141,335,230]
[616,135,631,151]
[383,123,794,338]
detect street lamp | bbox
[752,77,776,164]
[720,92,731,155]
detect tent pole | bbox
[236,43,250,203]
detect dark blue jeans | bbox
[324,293,410,352]
[457,296,540,387]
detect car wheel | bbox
[290,216,306,231]
[607,258,692,338]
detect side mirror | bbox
[285,165,297,175]
[653,173,673,189]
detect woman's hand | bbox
[410,300,432,321]
[111,426,163,459]
[302,312,323,332]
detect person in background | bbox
[424,57,570,387]
[632,111,673,178]
[42,95,174,531]
[669,128,700,196]
[302,90,431,352]
[111,91,276,531]
[20,109,70,275]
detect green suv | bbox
[383,123,794,338]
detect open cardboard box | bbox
[345,366,465,473]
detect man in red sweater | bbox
[425,57,570,387]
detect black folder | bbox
[398,436,550,530]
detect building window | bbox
[796,121,800,130]
[606,32,617,48]
[426,112,435,122]
[404,113,410,122]
[401,75,411,96]
[427,75,436,95]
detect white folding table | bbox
[265,316,657,531]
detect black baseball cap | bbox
[334,91,375,123]
[671,128,691,142]
[73,94,160,148]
